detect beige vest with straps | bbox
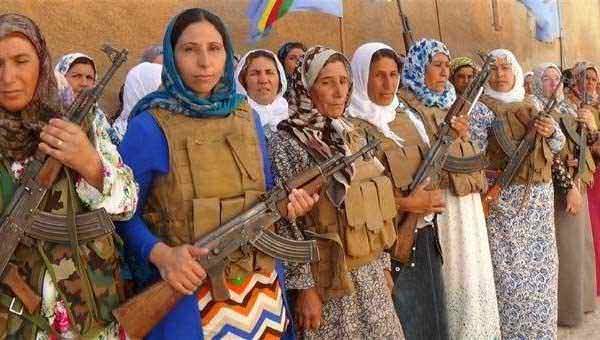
[144,104,274,281]
[398,88,487,196]
[481,95,553,184]
[305,127,397,301]
[551,108,596,188]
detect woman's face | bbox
[284,47,304,76]
[0,33,40,112]
[424,53,450,93]
[367,56,399,106]
[579,68,599,95]
[451,65,474,95]
[541,67,561,99]
[244,56,280,105]
[174,21,226,98]
[65,62,95,96]
[489,57,516,93]
[310,60,350,119]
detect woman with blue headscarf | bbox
[117,8,316,339]
[392,39,500,340]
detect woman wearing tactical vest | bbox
[530,62,598,326]
[0,13,137,339]
[565,62,600,296]
[374,39,499,340]
[117,8,316,340]
[234,49,289,137]
[269,45,404,339]
[469,49,565,339]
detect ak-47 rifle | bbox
[396,0,415,53]
[392,54,494,264]
[0,45,127,314]
[482,79,562,216]
[113,137,381,339]
[576,74,590,182]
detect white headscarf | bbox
[484,49,525,103]
[234,49,288,131]
[113,62,162,140]
[347,42,404,147]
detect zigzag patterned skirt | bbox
[197,270,287,339]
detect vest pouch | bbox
[385,145,423,191]
[225,134,263,191]
[306,231,353,301]
[192,198,220,239]
[344,183,371,258]
[371,176,397,250]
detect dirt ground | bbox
[558,298,600,339]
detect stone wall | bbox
[2,0,599,116]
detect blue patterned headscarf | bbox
[130,9,243,119]
[402,38,456,109]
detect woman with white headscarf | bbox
[234,49,288,136]
[357,39,498,340]
[113,62,162,140]
[470,49,565,338]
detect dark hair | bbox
[238,50,282,93]
[69,56,96,76]
[277,41,306,64]
[171,8,231,54]
[450,64,475,81]
[370,48,401,72]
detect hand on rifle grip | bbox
[149,243,208,295]
[577,107,598,131]
[533,117,556,138]
[287,188,319,221]
[397,178,445,214]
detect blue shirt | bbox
[116,110,288,340]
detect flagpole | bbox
[557,0,565,70]
[338,16,346,54]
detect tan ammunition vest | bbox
[481,95,553,184]
[305,128,397,301]
[144,104,274,282]
[398,88,487,196]
[551,108,596,188]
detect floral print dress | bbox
[469,102,564,340]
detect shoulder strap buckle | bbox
[9,297,23,316]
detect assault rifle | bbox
[113,137,381,339]
[577,74,590,181]
[392,54,493,264]
[482,79,562,216]
[0,45,127,314]
[396,0,415,53]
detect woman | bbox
[388,39,499,340]
[524,71,534,96]
[449,56,477,96]
[117,8,315,339]
[277,42,305,101]
[55,52,120,145]
[470,49,565,339]
[530,62,598,326]
[113,62,162,141]
[566,62,600,296]
[234,49,288,135]
[269,45,404,339]
[0,13,137,339]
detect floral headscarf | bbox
[450,56,477,79]
[531,62,573,116]
[129,8,244,119]
[570,61,599,101]
[279,45,354,206]
[54,52,96,80]
[402,38,456,109]
[0,13,64,161]
[484,49,525,103]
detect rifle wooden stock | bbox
[112,280,183,340]
[391,213,419,264]
[36,157,64,189]
[2,263,41,314]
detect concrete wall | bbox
[2,0,599,116]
